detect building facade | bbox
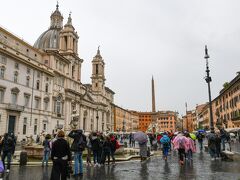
[213,72,240,129]
[0,5,115,140]
[129,111,139,132]
[113,106,134,132]
[183,110,196,132]
[156,111,177,132]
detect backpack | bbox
[78,135,86,151]
[43,140,50,152]
[178,138,185,149]
[115,140,120,150]
[161,137,169,147]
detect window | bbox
[96,64,99,74]
[55,95,62,114]
[13,71,18,83]
[45,84,48,92]
[43,123,47,131]
[44,98,49,111]
[23,118,27,135]
[26,76,30,87]
[44,60,48,65]
[0,88,5,103]
[36,80,40,90]
[0,56,7,64]
[34,119,38,135]
[11,92,17,104]
[27,68,31,74]
[0,66,5,78]
[35,97,40,109]
[72,65,75,78]
[15,63,19,69]
[24,94,30,107]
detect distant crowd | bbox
[0,127,240,180]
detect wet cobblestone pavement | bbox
[2,149,240,180]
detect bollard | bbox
[19,151,28,166]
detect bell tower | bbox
[91,47,106,92]
[59,13,79,55]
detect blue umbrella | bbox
[198,129,205,133]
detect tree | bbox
[223,82,229,89]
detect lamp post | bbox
[96,107,99,132]
[204,45,214,133]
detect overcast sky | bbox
[0,0,239,115]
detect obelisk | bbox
[152,76,156,112]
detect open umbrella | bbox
[198,129,205,133]
[230,133,235,137]
[134,131,148,143]
[189,133,196,140]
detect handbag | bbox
[0,160,4,173]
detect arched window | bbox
[55,95,63,115]
[13,71,18,83]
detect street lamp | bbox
[204,45,214,133]
[96,107,99,131]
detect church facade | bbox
[0,4,115,140]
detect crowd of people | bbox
[0,127,239,180]
[46,130,120,180]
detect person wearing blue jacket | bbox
[160,133,171,161]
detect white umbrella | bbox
[230,133,235,137]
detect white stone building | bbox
[0,4,115,141]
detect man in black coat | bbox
[68,129,86,176]
[1,133,15,173]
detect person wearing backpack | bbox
[90,132,101,167]
[68,129,86,177]
[110,134,118,164]
[160,133,170,161]
[185,133,196,160]
[196,132,204,151]
[207,131,217,160]
[220,128,227,151]
[102,136,112,165]
[1,133,15,173]
[42,134,51,167]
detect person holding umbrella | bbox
[185,133,196,160]
[134,131,148,162]
[173,132,188,165]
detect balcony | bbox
[6,103,24,112]
[232,116,240,121]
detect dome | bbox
[33,4,63,50]
[34,28,61,49]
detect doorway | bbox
[8,115,16,134]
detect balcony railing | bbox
[6,103,24,112]
[232,116,240,121]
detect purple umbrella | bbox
[134,131,148,143]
